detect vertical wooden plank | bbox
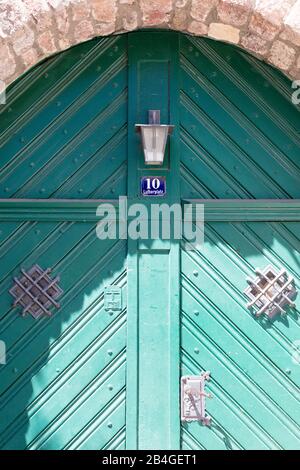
[126,31,180,449]
[137,241,174,449]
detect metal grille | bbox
[10,265,62,319]
[244,265,297,318]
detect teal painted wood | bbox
[179,36,300,200]
[181,221,300,450]
[0,199,300,222]
[126,32,181,450]
[0,36,128,200]
[0,220,127,450]
[0,30,300,451]
[0,36,129,450]
[179,35,300,450]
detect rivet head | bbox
[194,347,199,354]
[193,270,198,277]
[107,422,113,428]
[194,310,199,316]
[108,350,113,356]
[285,369,291,375]
[108,385,113,391]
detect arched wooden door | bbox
[0,31,299,450]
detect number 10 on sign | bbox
[141,176,166,196]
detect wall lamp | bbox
[135,110,174,166]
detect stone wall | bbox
[0,0,299,88]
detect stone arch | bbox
[0,0,299,88]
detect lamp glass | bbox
[140,125,169,165]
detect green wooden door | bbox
[0,31,299,450]
[179,37,300,450]
[0,36,128,450]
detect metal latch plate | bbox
[104,286,122,311]
[181,372,212,425]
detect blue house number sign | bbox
[141,176,166,196]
